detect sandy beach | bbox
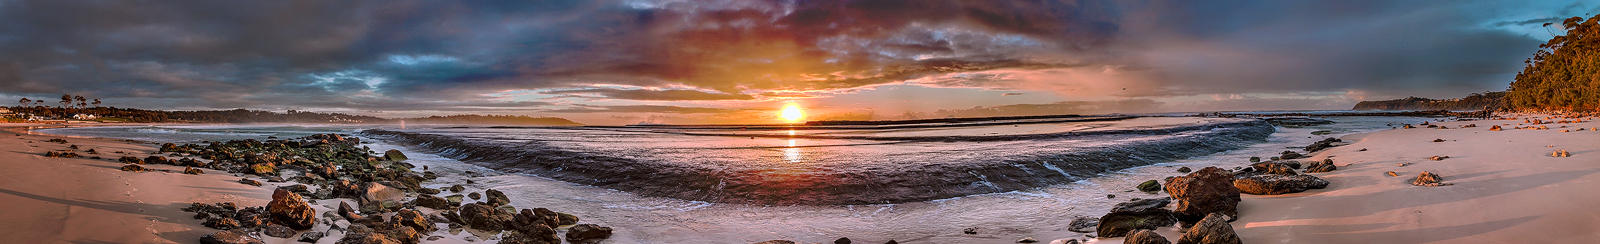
[0,124,273,243]
[1229,114,1600,243]
[1,114,1596,244]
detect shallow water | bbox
[38,115,1445,243]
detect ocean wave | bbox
[361,118,1274,205]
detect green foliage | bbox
[1507,14,1600,111]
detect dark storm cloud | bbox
[0,0,1579,114]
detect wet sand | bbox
[0,123,273,243]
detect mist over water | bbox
[37,115,1442,243]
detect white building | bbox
[72,114,97,120]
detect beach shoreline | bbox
[2,113,1597,243]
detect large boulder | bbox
[1304,138,1342,152]
[267,189,316,230]
[502,228,560,244]
[566,224,614,244]
[457,203,513,231]
[1163,167,1240,227]
[412,194,453,210]
[1176,213,1242,244]
[337,201,363,221]
[1096,198,1177,237]
[1234,174,1329,195]
[383,149,407,161]
[200,229,263,244]
[1124,229,1171,244]
[485,189,511,207]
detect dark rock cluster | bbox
[165,134,612,244]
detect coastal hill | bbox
[1351,92,1504,111]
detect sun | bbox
[779,102,806,123]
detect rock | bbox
[1432,138,1445,142]
[183,167,205,175]
[1552,149,1571,157]
[383,149,407,161]
[502,227,560,244]
[1490,125,1502,131]
[1176,213,1241,244]
[557,212,579,226]
[1018,237,1038,243]
[457,203,511,231]
[250,163,276,175]
[1123,229,1170,244]
[1279,151,1305,160]
[412,195,452,210]
[1163,167,1240,228]
[1247,157,1260,163]
[335,232,401,244]
[238,178,262,186]
[1304,138,1342,152]
[1177,167,1191,173]
[201,229,263,244]
[119,164,145,172]
[203,216,242,230]
[468,192,481,200]
[361,182,405,209]
[485,189,511,207]
[1067,217,1099,233]
[1245,162,1298,176]
[755,241,798,244]
[1096,198,1177,238]
[267,189,316,230]
[1303,159,1336,173]
[448,185,465,193]
[1385,171,1400,177]
[1234,173,1329,195]
[338,201,363,221]
[263,224,296,238]
[963,227,978,235]
[298,231,325,243]
[1429,155,1449,161]
[393,209,435,233]
[1137,180,1162,193]
[118,156,144,164]
[567,224,615,244]
[1412,171,1449,187]
[144,156,171,165]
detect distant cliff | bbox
[1352,92,1504,111]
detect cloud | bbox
[543,88,755,101]
[545,105,750,114]
[0,0,1579,122]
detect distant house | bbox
[72,113,97,120]
[0,107,11,115]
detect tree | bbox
[92,98,101,108]
[17,98,29,107]
[59,94,72,109]
[1507,14,1600,111]
[74,95,87,109]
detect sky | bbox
[0,0,1593,125]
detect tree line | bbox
[1507,14,1600,111]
